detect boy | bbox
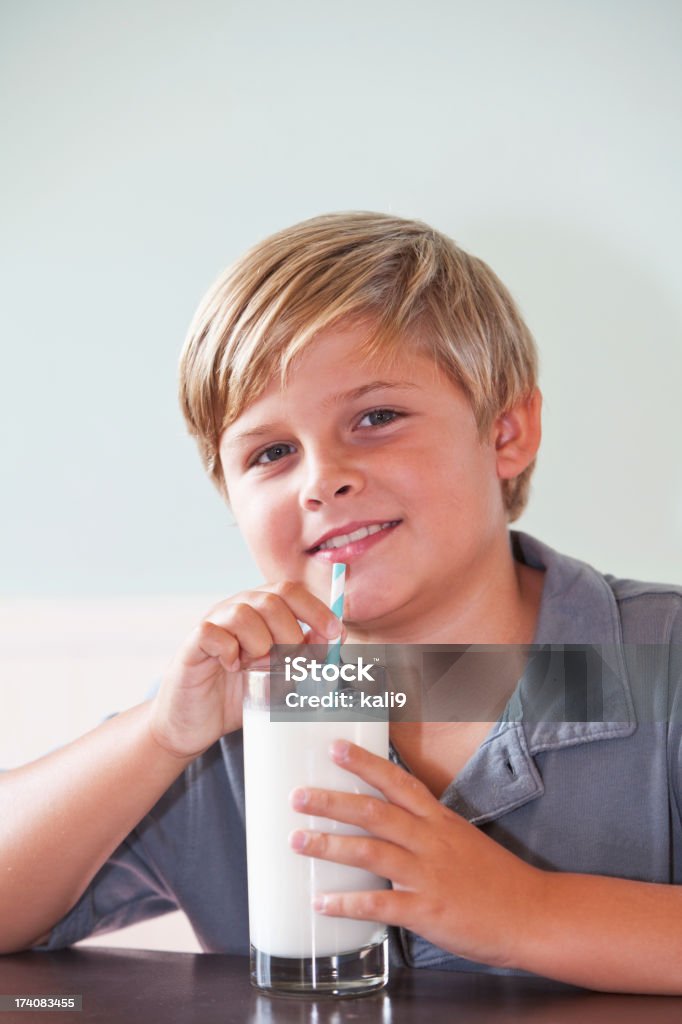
[1,212,680,993]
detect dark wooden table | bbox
[1,948,681,1023]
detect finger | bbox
[288,829,414,888]
[206,603,274,664]
[290,786,420,850]
[265,581,342,640]
[303,623,348,647]
[206,584,341,648]
[206,594,301,650]
[329,740,436,818]
[312,887,416,929]
[180,620,241,673]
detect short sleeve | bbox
[32,830,179,950]
[28,686,182,949]
[666,602,682,881]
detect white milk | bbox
[242,706,389,958]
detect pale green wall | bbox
[2,0,680,594]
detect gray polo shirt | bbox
[37,532,682,973]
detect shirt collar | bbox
[444,532,637,824]
[511,530,636,746]
[512,531,623,647]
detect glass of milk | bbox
[242,666,389,997]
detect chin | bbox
[343,592,401,633]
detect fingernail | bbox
[289,830,308,851]
[228,658,241,673]
[290,787,309,810]
[313,894,327,912]
[325,618,342,639]
[330,739,350,763]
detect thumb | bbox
[303,624,348,647]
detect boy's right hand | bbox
[149,582,342,760]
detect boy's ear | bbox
[492,388,542,480]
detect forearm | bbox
[516,869,682,994]
[0,701,195,954]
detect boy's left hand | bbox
[288,739,543,970]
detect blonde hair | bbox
[179,211,539,521]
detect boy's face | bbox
[219,322,508,637]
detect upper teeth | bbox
[316,521,398,551]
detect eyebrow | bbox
[223,380,421,448]
[324,380,420,407]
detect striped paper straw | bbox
[326,562,346,665]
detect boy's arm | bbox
[0,702,195,954]
[0,582,340,955]
[288,740,682,995]
[519,870,682,994]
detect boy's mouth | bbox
[306,519,402,560]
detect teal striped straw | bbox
[326,562,346,665]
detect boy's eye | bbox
[253,443,295,465]
[358,408,402,428]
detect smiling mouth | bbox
[309,520,402,553]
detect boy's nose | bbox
[299,461,365,509]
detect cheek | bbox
[418,444,500,518]
[231,489,297,567]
